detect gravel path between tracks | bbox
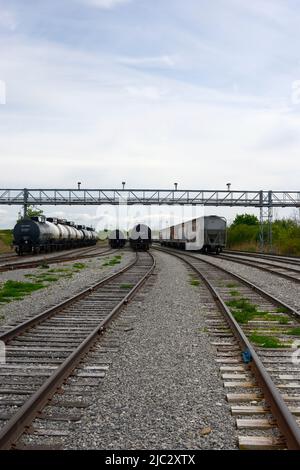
[64,250,238,450]
[194,253,300,311]
[0,250,135,329]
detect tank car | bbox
[129,224,151,251]
[13,216,97,255]
[159,215,226,253]
[108,229,126,249]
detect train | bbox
[108,229,126,249]
[13,216,98,255]
[159,215,226,253]
[129,224,152,251]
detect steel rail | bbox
[154,246,300,449]
[155,247,300,320]
[225,250,300,264]
[0,247,114,273]
[0,251,155,449]
[0,253,139,343]
[214,253,300,284]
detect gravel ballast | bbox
[0,250,135,329]
[64,250,238,450]
[192,253,300,311]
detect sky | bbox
[0,0,300,228]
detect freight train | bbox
[108,229,126,249]
[129,224,152,251]
[159,215,226,253]
[13,216,97,255]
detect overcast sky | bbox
[0,0,300,228]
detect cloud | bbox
[1,0,300,230]
[78,0,131,9]
[125,85,165,100]
[118,55,176,68]
[0,8,18,31]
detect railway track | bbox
[0,246,114,273]
[225,250,300,265]
[0,253,16,263]
[213,252,300,284]
[155,246,300,449]
[0,251,155,449]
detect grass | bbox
[0,257,91,306]
[275,307,289,314]
[39,263,50,269]
[259,313,291,324]
[48,268,71,273]
[225,297,289,324]
[226,283,239,288]
[19,263,86,296]
[249,333,289,348]
[190,279,200,286]
[72,263,86,270]
[230,290,240,296]
[102,255,122,267]
[286,327,300,336]
[0,280,45,304]
[278,316,290,324]
[36,275,60,282]
[120,283,133,289]
[226,298,257,311]
[0,229,13,253]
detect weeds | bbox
[226,283,239,288]
[275,307,289,314]
[102,256,122,267]
[39,263,50,269]
[286,327,300,336]
[72,263,86,270]
[225,297,288,324]
[0,280,45,304]
[229,290,240,296]
[249,333,289,348]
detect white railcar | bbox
[159,215,226,253]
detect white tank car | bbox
[44,220,61,241]
[57,223,69,240]
[159,216,226,253]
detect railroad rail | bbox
[154,246,300,449]
[0,251,155,449]
[214,253,300,284]
[224,250,300,266]
[0,246,114,273]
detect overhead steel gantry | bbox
[1,188,300,207]
[0,188,299,251]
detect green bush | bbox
[0,229,13,246]
[227,216,300,255]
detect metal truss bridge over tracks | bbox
[1,188,300,250]
[0,188,300,207]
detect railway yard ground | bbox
[0,244,300,451]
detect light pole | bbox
[174,182,178,191]
[122,181,126,190]
[226,183,231,191]
[77,182,81,190]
